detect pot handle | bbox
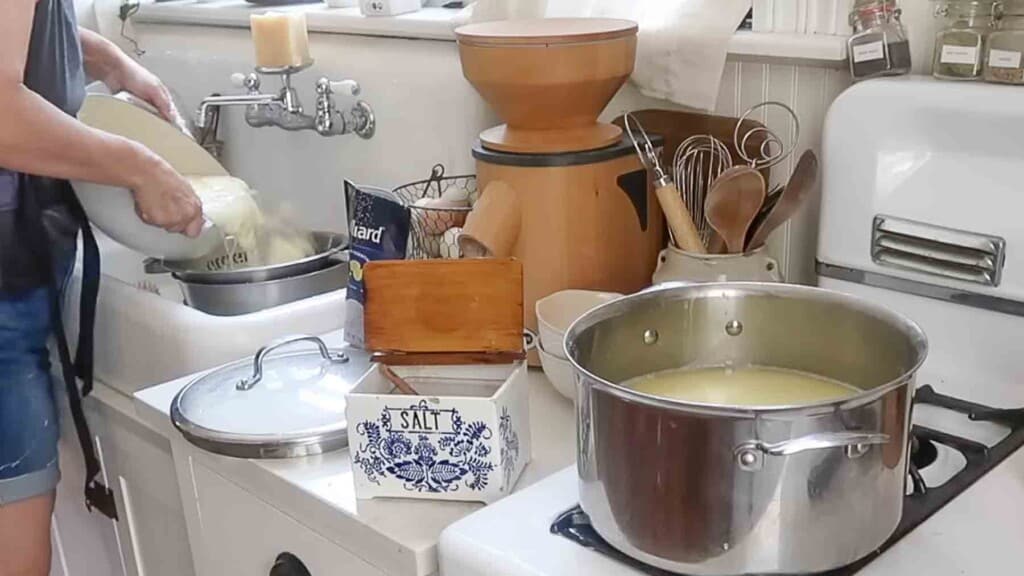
[236,335,349,391]
[735,431,890,470]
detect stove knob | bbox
[270,552,312,576]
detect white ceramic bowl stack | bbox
[534,289,621,400]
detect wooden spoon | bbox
[704,167,766,254]
[746,150,819,251]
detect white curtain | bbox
[466,0,753,112]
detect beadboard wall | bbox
[699,61,850,283]
[109,19,850,283]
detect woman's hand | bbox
[105,58,190,134]
[128,153,204,237]
[79,28,190,133]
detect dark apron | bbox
[20,181,114,519]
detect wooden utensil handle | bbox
[372,351,527,366]
[656,181,706,254]
[380,365,420,395]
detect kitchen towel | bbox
[588,0,752,112]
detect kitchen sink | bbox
[64,232,347,395]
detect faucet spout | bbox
[196,94,279,129]
[195,66,375,140]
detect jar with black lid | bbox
[848,0,912,81]
[985,2,1024,83]
[932,0,1001,80]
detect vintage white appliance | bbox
[436,76,1024,576]
[816,76,1021,406]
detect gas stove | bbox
[547,385,1024,576]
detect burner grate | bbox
[552,385,1024,575]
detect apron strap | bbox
[67,196,99,397]
[22,182,116,520]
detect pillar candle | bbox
[251,12,312,69]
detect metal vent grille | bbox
[871,216,1006,287]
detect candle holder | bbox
[254,61,314,76]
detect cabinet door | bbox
[49,435,124,576]
[49,396,125,576]
[99,403,196,576]
[191,463,385,576]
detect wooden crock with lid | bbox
[455,18,639,154]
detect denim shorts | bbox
[0,249,75,505]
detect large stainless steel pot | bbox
[565,283,927,576]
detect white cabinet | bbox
[50,384,194,576]
[185,460,384,576]
[96,393,195,576]
[49,416,124,576]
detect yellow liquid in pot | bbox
[624,366,858,407]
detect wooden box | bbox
[344,258,532,503]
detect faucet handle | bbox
[231,72,261,92]
[316,78,360,97]
[332,80,361,96]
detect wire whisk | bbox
[623,112,669,182]
[672,134,733,244]
[734,101,800,170]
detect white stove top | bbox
[440,453,1024,576]
[440,378,1024,576]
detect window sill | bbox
[134,1,849,62]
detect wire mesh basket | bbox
[392,164,478,260]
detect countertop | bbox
[133,329,575,576]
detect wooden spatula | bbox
[746,150,819,251]
[705,167,766,254]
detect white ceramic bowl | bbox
[538,343,575,401]
[535,289,622,359]
[73,92,227,261]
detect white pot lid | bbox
[171,336,370,458]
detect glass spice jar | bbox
[848,0,913,81]
[985,4,1024,83]
[932,0,1001,80]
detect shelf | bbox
[136,1,849,62]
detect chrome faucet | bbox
[195,64,376,140]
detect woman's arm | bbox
[0,0,202,236]
[79,27,188,131]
